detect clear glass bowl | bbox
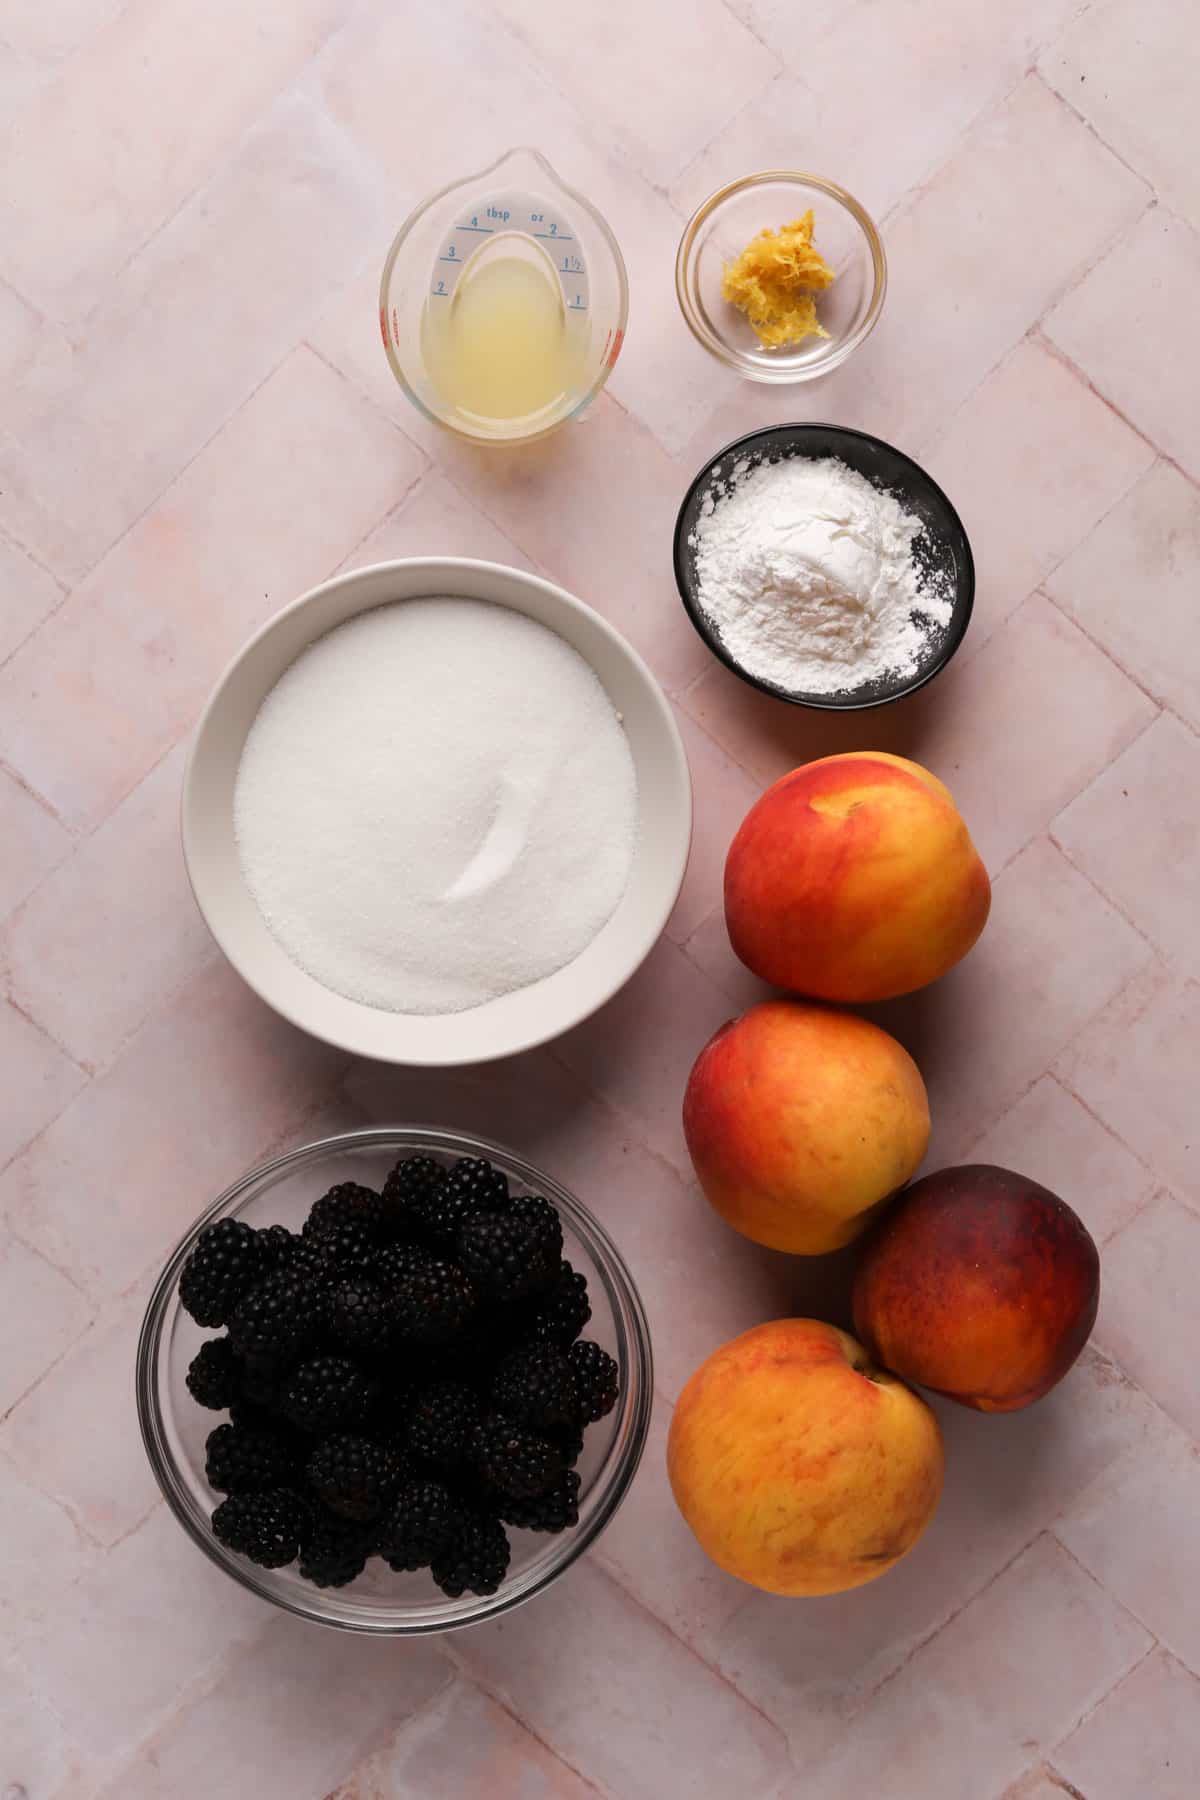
[137,1127,653,1635]
[676,171,886,383]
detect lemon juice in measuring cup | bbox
[380,148,628,445]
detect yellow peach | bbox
[667,1319,944,1596]
[725,751,991,1002]
[683,999,930,1254]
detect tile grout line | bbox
[1048,820,1174,963]
[1034,327,1200,499]
[1041,59,1173,191]
[0,753,81,836]
[427,1652,612,1800]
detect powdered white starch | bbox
[690,455,953,694]
[235,600,638,1014]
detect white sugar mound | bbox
[234,599,638,1014]
[691,455,953,694]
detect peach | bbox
[667,1319,944,1596]
[683,999,930,1254]
[724,751,991,1002]
[852,1164,1100,1411]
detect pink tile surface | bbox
[1054,712,1200,981]
[1057,1417,1200,1671]
[847,74,1150,448]
[0,0,353,322]
[18,1505,267,1764]
[1056,964,1200,1207]
[1092,1191,1200,1440]
[0,742,213,1068]
[0,531,64,667]
[104,1614,449,1800]
[805,1535,1151,1799]
[0,1652,75,1800]
[0,767,72,924]
[452,1560,789,1799]
[0,347,421,830]
[0,1001,87,1169]
[1045,459,1200,730]
[2,3,1198,1790]
[964,1075,1155,1245]
[694,1346,1159,1753]
[1044,208,1200,481]
[1,1284,162,1548]
[921,339,1154,658]
[869,836,1152,1166]
[0,1448,96,1631]
[1042,0,1200,231]
[1053,1648,1200,1800]
[2,960,346,1298]
[330,1679,594,1800]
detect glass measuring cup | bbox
[380,147,628,446]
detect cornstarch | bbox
[234,599,638,1014]
[690,455,953,694]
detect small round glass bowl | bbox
[676,172,886,383]
[137,1127,652,1635]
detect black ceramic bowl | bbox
[673,423,974,711]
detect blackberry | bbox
[376,1479,464,1571]
[474,1415,565,1498]
[179,1219,265,1328]
[431,1510,511,1598]
[205,1421,298,1494]
[303,1182,383,1241]
[328,1278,395,1355]
[280,1355,377,1436]
[307,1434,400,1522]
[411,1156,510,1250]
[255,1223,299,1273]
[491,1345,578,1431]
[457,1212,556,1303]
[305,1214,379,1277]
[495,1470,581,1534]
[506,1193,564,1264]
[239,1357,283,1411]
[369,1369,420,1443]
[298,1508,374,1589]
[551,1421,586,1468]
[228,1267,326,1365]
[407,1381,480,1470]
[186,1337,243,1411]
[229,1397,280,1434]
[374,1242,431,1292]
[393,1259,477,1346]
[447,1157,509,1210]
[523,1261,592,1348]
[381,1155,446,1240]
[212,1488,304,1568]
[568,1341,619,1423]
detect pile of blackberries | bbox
[178,1156,619,1597]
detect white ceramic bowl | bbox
[182,558,692,1066]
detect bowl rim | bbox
[674,170,887,383]
[672,422,976,712]
[136,1124,654,1635]
[180,556,693,1066]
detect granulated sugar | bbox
[690,455,953,694]
[234,599,638,1014]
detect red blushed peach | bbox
[667,1320,944,1596]
[724,751,991,1003]
[852,1164,1100,1412]
[683,999,930,1255]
